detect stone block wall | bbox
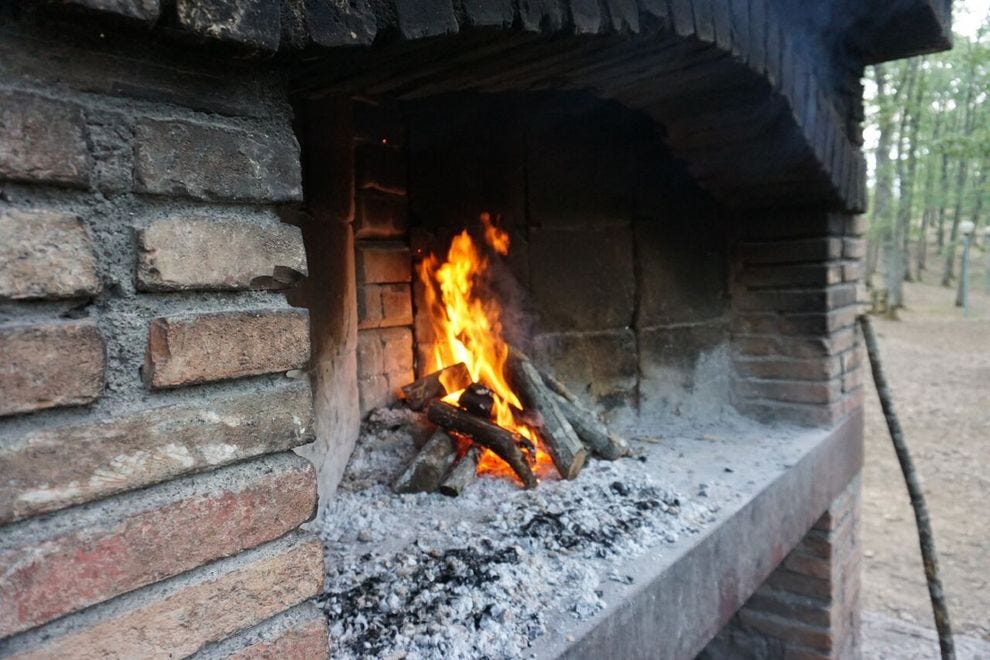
[0,11,326,658]
[403,93,731,421]
[699,476,862,659]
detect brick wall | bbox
[0,9,325,657]
[731,212,867,427]
[699,475,862,659]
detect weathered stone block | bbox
[357,283,413,329]
[355,242,412,284]
[304,0,377,46]
[143,309,310,388]
[3,532,323,659]
[636,218,727,327]
[0,210,100,300]
[355,143,406,195]
[0,320,104,416]
[0,453,317,637]
[734,284,858,314]
[63,0,159,21]
[136,217,307,291]
[531,330,637,409]
[0,383,314,523]
[529,226,635,332]
[393,0,458,38]
[134,119,302,202]
[354,190,408,239]
[176,0,281,50]
[461,0,514,27]
[517,0,564,31]
[0,91,90,187]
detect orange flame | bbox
[416,214,554,483]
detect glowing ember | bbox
[416,213,555,483]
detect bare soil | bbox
[861,260,990,654]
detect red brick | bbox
[734,356,841,381]
[0,210,101,300]
[5,532,324,660]
[0,383,314,523]
[354,190,408,239]
[355,143,406,195]
[357,283,413,329]
[736,377,842,405]
[355,242,412,283]
[143,309,310,388]
[136,217,307,292]
[738,609,833,652]
[0,91,90,186]
[738,238,843,264]
[784,551,834,580]
[0,320,105,416]
[0,453,316,636]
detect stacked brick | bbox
[700,477,862,659]
[0,12,326,657]
[352,100,415,413]
[732,212,867,427]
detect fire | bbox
[416,213,554,483]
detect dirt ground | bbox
[860,254,990,657]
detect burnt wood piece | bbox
[427,401,537,489]
[507,349,588,480]
[439,446,481,497]
[399,362,472,410]
[392,430,456,494]
[458,382,495,419]
[534,362,630,460]
[551,392,630,460]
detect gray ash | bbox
[316,409,722,660]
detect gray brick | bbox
[304,0,377,46]
[176,0,281,50]
[133,120,301,202]
[0,92,90,187]
[0,210,101,300]
[136,217,307,291]
[63,0,159,21]
[393,0,458,38]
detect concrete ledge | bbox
[532,410,864,660]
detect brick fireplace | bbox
[0,1,950,658]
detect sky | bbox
[956,0,990,38]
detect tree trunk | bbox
[870,64,897,284]
[888,60,920,310]
[917,111,944,276]
[941,48,978,288]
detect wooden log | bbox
[439,446,481,497]
[458,382,494,419]
[427,401,537,489]
[528,356,630,460]
[392,430,456,494]
[399,362,472,410]
[551,393,630,460]
[507,349,587,480]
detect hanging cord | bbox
[859,315,955,660]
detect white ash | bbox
[316,408,724,660]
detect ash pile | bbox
[316,407,723,659]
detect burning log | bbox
[427,401,537,489]
[399,362,472,411]
[392,430,457,494]
[506,350,588,480]
[551,394,630,460]
[458,383,495,419]
[525,355,630,460]
[439,446,481,497]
